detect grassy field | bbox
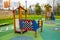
[0,15,60,25]
[0,18,13,25]
[55,16,60,19]
[16,15,60,19]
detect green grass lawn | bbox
[0,15,42,26]
[0,15,60,25]
[55,16,60,19]
[0,18,13,25]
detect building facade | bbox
[0,0,3,9]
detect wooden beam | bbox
[18,7,22,20]
[18,6,26,11]
[13,10,16,32]
[34,31,37,37]
[25,10,27,20]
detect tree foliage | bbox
[44,4,52,8]
[35,3,42,15]
[56,4,60,16]
[44,4,52,12]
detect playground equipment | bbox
[13,5,43,37]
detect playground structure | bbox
[13,5,43,37]
[0,0,43,37]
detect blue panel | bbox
[20,20,23,29]
[20,20,39,31]
[32,20,39,31]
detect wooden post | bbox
[40,20,42,32]
[25,0,27,20]
[18,6,23,34]
[18,7,22,20]
[40,26,42,32]
[38,20,43,32]
[18,7,20,29]
[13,10,16,32]
[34,31,37,37]
[25,10,27,20]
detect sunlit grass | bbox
[0,15,60,25]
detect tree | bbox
[54,3,60,16]
[56,4,60,16]
[35,3,42,15]
[29,5,32,14]
[29,5,31,8]
[44,4,52,20]
[28,5,35,14]
[15,9,18,15]
[44,4,52,12]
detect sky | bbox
[20,0,47,8]
[3,0,48,8]
[1,0,59,9]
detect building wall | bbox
[0,0,3,9]
[0,10,13,19]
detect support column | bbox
[13,10,16,32]
[25,10,27,20]
[34,31,37,37]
